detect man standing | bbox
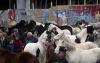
[54,46,68,63]
[45,39,55,63]
[24,32,38,46]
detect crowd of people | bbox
[0,26,69,63]
[0,27,38,53]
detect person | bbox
[13,28,20,38]
[54,46,68,63]
[0,29,3,33]
[20,28,28,47]
[0,32,7,49]
[6,39,14,52]
[51,27,58,35]
[2,27,9,39]
[13,35,23,53]
[24,32,38,46]
[7,29,17,44]
[45,39,55,63]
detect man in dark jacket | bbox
[54,46,68,63]
[24,32,38,46]
[20,28,28,47]
[45,39,55,63]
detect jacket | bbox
[46,45,55,63]
[13,40,23,52]
[25,36,38,46]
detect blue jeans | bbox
[6,44,14,52]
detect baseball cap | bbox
[59,46,67,52]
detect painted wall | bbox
[0,5,100,26]
[53,5,100,25]
[40,9,49,23]
[26,9,36,22]
[0,10,3,14]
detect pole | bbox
[35,0,37,9]
[9,0,11,8]
[40,0,42,8]
[84,0,86,5]
[78,0,79,5]
[14,4,15,9]
[70,0,71,5]
[45,0,47,9]
[56,0,57,6]
[97,0,98,5]
[51,1,52,7]
[32,0,34,9]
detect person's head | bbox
[27,32,33,38]
[0,33,3,37]
[10,39,13,44]
[45,39,52,47]
[11,29,16,36]
[0,33,3,41]
[13,28,18,34]
[59,46,67,55]
[0,29,3,33]
[15,35,19,40]
[3,27,9,32]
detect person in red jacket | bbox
[13,35,23,53]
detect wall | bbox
[40,9,49,23]
[52,5,100,25]
[0,5,100,27]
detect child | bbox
[6,39,14,52]
[13,35,23,53]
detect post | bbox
[51,1,52,7]
[40,0,42,8]
[9,0,11,8]
[17,0,25,9]
[78,0,79,5]
[32,2,34,9]
[97,0,98,5]
[35,0,37,9]
[14,4,15,9]
[56,0,57,6]
[70,0,71,5]
[84,0,86,5]
[45,0,47,9]
[26,0,30,9]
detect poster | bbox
[8,9,16,25]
